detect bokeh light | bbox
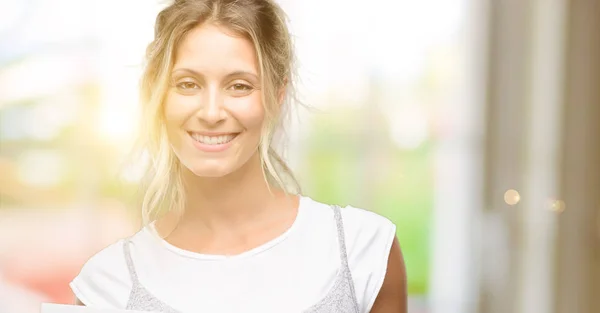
[547,199,566,213]
[504,189,521,206]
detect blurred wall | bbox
[477,0,600,313]
[555,0,600,312]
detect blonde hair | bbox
[136,0,301,225]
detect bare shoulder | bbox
[370,236,408,313]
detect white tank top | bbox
[70,196,396,313]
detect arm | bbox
[370,236,407,313]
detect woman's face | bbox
[164,24,265,178]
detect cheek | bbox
[163,92,198,153]
[163,92,198,126]
[226,93,265,130]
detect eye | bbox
[229,83,253,92]
[176,81,200,90]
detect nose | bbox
[195,87,226,125]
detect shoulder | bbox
[335,204,398,268]
[300,197,396,236]
[301,197,398,313]
[300,197,396,258]
[339,205,396,244]
[340,205,398,313]
[70,237,133,308]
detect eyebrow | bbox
[171,68,260,81]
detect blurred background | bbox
[0,0,598,312]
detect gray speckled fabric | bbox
[123,205,359,313]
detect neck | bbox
[170,152,293,231]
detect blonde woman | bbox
[70,0,407,312]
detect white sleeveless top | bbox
[70,196,396,313]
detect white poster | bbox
[41,303,152,313]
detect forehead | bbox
[174,24,259,75]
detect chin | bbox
[188,164,234,178]
[188,162,239,178]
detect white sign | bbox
[41,303,153,313]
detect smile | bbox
[188,132,240,153]
[189,132,238,145]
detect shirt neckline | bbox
[144,195,308,261]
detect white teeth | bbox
[191,133,237,145]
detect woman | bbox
[70,0,407,312]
